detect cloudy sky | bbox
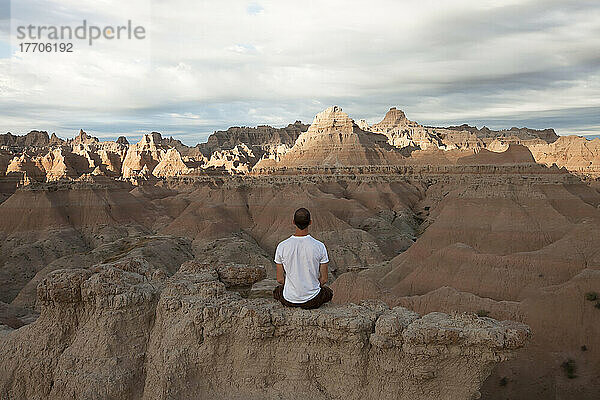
[0,0,599,145]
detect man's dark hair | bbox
[294,208,311,230]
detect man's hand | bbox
[276,263,285,285]
[319,262,329,287]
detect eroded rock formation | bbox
[0,262,529,400]
[198,121,308,161]
[1,106,597,181]
[331,171,600,400]
[264,106,406,169]
[369,107,445,150]
[1,105,599,399]
[528,135,600,177]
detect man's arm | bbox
[276,263,285,285]
[319,262,328,287]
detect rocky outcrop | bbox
[0,266,157,399]
[527,135,600,177]
[194,122,310,172]
[204,143,257,174]
[0,131,54,147]
[39,148,93,180]
[198,122,308,161]
[180,259,266,287]
[265,106,405,169]
[5,153,46,182]
[0,132,119,183]
[331,173,600,400]
[0,263,529,400]
[0,179,161,303]
[121,132,168,178]
[444,124,559,143]
[365,109,559,154]
[368,107,444,150]
[152,147,193,177]
[70,129,99,146]
[0,107,596,180]
[121,133,206,179]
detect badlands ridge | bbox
[1,106,599,184]
[0,106,599,399]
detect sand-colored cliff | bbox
[0,261,529,400]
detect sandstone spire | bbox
[369,107,443,150]
[72,129,99,146]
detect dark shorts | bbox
[273,284,333,310]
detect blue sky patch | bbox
[246,3,263,15]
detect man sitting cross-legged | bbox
[272,207,333,309]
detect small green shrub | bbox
[595,302,600,310]
[499,377,508,386]
[585,292,598,301]
[581,345,587,352]
[476,310,490,318]
[561,359,577,379]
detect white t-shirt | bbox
[274,235,329,303]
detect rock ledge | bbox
[0,264,530,400]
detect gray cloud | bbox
[0,0,599,145]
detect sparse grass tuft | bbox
[585,292,598,301]
[476,310,490,318]
[561,359,577,379]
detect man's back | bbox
[274,234,329,303]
